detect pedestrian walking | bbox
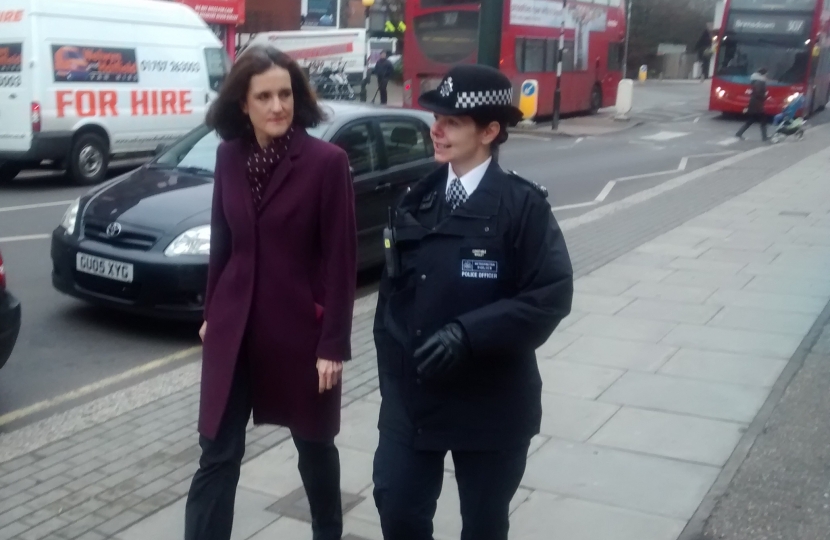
[695,24,714,81]
[736,67,770,142]
[371,64,574,540]
[373,50,394,105]
[184,45,357,540]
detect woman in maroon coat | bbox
[184,46,357,540]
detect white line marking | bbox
[0,234,51,243]
[673,114,700,122]
[551,201,597,211]
[678,157,689,171]
[511,133,555,141]
[694,116,701,123]
[575,137,584,144]
[686,151,737,158]
[559,145,771,231]
[717,137,740,146]
[0,200,73,213]
[616,169,677,182]
[641,131,690,141]
[595,181,616,202]
[0,346,203,427]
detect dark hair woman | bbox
[185,46,357,540]
[371,64,573,539]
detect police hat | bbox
[418,64,524,126]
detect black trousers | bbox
[184,364,342,540]
[378,80,389,105]
[372,435,529,540]
[736,113,769,140]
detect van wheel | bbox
[0,162,22,183]
[69,133,109,185]
[589,85,603,114]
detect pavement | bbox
[1,113,830,538]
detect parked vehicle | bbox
[51,103,437,321]
[0,0,230,185]
[240,29,367,87]
[0,249,22,370]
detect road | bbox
[0,80,825,431]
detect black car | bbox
[0,249,22,370]
[51,103,436,321]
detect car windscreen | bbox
[153,122,332,175]
[153,126,221,175]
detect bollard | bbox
[638,65,648,83]
[615,79,633,121]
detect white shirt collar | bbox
[446,157,492,198]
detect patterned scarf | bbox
[246,126,295,208]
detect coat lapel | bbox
[257,128,308,212]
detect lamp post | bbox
[360,0,375,102]
[622,0,632,79]
[552,1,566,130]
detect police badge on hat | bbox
[418,64,524,126]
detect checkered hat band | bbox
[455,88,513,109]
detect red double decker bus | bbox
[402,0,627,119]
[710,0,830,115]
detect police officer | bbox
[372,64,574,540]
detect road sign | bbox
[519,79,538,119]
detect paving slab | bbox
[554,336,677,372]
[523,439,720,519]
[657,348,787,387]
[571,293,634,315]
[538,360,625,399]
[616,298,722,325]
[510,492,686,540]
[707,306,816,336]
[661,270,752,290]
[661,324,803,358]
[588,407,745,466]
[589,263,673,283]
[599,372,770,423]
[566,313,677,343]
[707,288,827,316]
[622,282,716,304]
[574,276,637,296]
[539,393,619,442]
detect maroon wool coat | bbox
[199,128,357,441]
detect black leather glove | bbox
[415,323,471,382]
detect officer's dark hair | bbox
[469,111,509,161]
[207,45,326,141]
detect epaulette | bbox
[508,170,548,198]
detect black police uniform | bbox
[372,65,574,540]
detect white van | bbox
[241,30,366,86]
[0,0,229,185]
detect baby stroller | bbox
[770,94,806,143]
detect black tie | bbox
[447,178,468,211]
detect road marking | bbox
[694,116,701,123]
[0,200,74,213]
[717,137,740,146]
[678,157,689,171]
[575,137,584,144]
[616,169,677,182]
[511,133,556,141]
[551,201,597,211]
[641,131,690,141]
[0,346,202,428]
[595,181,616,202]
[559,145,772,231]
[0,234,51,243]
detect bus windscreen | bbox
[716,36,810,85]
[729,0,816,11]
[413,10,479,64]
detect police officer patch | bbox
[461,259,498,279]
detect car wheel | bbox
[69,133,109,185]
[0,162,22,183]
[589,84,602,114]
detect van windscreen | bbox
[205,48,230,92]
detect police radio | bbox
[383,207,400,279]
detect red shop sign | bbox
[177,0,245,25]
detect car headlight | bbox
[61,198,80,235]
[164,225,211,256]
[786,92,802,103]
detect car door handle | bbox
[374,182,392,192]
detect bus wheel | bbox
[69,133,109,185]
[590,84,602,114]
[0,162,22,183]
